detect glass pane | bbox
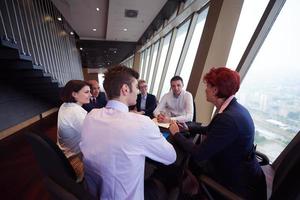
[180,8,208,88]
[147,41,160,89]
[97,73,105,92]
[236,0,300,162]
[139,51,145,76]
[226,0,269,70]
[152,32,172,96]
[160,19,190,99]
[142,47,151,80]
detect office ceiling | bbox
[51,0,169,68]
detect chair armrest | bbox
[255,151,270,166]
[199,175,244,200]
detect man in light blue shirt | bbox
[80,65,176,200]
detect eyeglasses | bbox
[140,85,148,88]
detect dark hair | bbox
[204,67,240,98]
[60,80,89,103]
[170,75,183,84]
[103,65,139,100]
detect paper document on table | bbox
[152,118,170,129]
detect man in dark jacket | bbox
[82,80,107,112]
[135,80,157,118]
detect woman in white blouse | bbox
[57,80,91,178]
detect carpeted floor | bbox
[0,113,58,200]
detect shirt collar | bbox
[142,94,147,99]
[106,100,129,112]
[173,90,184,98]
[218,95,235,114]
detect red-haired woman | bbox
[169,67,266,199]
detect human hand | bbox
[169,121,180,135]
[177,122,189,132]
[157,113,166,122]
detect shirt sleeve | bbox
[174,114,238,161]
[153,94,167,117]
[141,120,176,165]
[171,92,194,122]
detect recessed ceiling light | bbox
[70,31,74,35]
[80,47,83,50]
[57,17,62,21]
[123,28,127,31]
[92,28,97,31]
[96,8,100,11]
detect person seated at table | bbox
[80,65,176,200]
[153,76,193,123]
[82,80,107,112]
[134,79,157,118]
[57,80,91,179]
[169,67,267,199]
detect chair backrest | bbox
[26,132,77,181]
[270,131,300,199]
[26,132,95,199]
[193,101,196,122]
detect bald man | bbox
[82,80,107,112]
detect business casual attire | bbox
[57,102,87,178]
[80,100,176,200]
[136,93,157,118]
[154,90,193,122]
[173,97,266,199]
[82,92,107,112]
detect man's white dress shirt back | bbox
[80,100,176,200]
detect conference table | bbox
[145,119,196,181]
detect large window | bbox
[139,51,145,77]
[237,0,300,162]
[146,41,160,89]
[151,33,172,96]
[142,47,151,80]
[226,0,269,70]
[160,19,190,98]
[180,8,208,88]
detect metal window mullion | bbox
[157,28,177,99]
[149,38,163,93]
[176,13,198,75]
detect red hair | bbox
[204,67,240,98]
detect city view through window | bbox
[236,0,300,162]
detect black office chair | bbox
[26,132,95,200]
[198,131,300,200]
[193,101,196,122]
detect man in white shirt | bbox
[154,76,194,123]
[80,65,176,200]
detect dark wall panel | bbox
[0,84,52,132]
